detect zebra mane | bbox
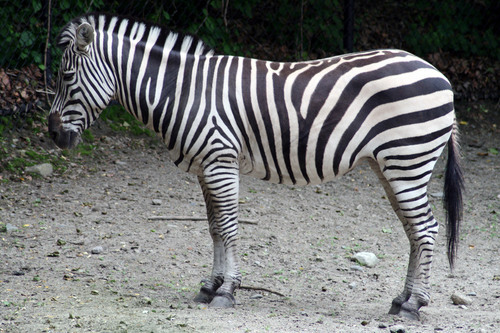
[56,13,215,57]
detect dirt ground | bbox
[1,104,499,333]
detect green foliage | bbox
[0,0,105,69]
[2,0,498,70]
[404,0,499,59]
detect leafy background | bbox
[0,0,498,121]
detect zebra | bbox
[48,14,464,320]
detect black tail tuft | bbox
[443,129,464,270]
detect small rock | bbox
[91,290,99,295]
[390,324,406,333]
[356,204,363,210]
[5,223,18,232]
[152,199,162,206]
[26,163,53,177]
[253,261,264,268]
[114,160,127,166]
[350,264,364,272]
[352,252,379,268]
[451,292,472,305]
[466,291,477,297]
[250,293,263,299]
[458,304,468,309]
[430,192,444,198]
[348,282,357,289]
[378,323,388,329]
[91,246,104,254]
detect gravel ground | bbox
[1,108,499,333]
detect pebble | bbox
[5,223,18,232]
[451,292,472,305]
[348,282,357,289]
[350,264,364,272]
[250,293,263,299]
[378,323,387,329]
[466,291,477,297]
[389,324,406,333]
[26,163,53,177]
[152,199,162,205]
[430,192,444,198]
[91,246,104,254]
[253,261,264,268]
[352,252,379,268]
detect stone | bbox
[5,223,18,232]
[250,293,263,299]
[350,264,364,272]
[91,246,104,254]
[451,292,472,305]
[348,282,357,289]
[352,252,379,268]
[152,199,162,205]
[389,324,406,333]
[26,163,53,177]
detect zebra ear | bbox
[75,23,94,51]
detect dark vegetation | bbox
[0,0,498,176]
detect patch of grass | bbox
[100,104,154,137]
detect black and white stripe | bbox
[49,14,464,319]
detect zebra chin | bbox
[48,112,81,150]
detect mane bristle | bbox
[57,13,215,56]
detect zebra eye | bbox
[63,71,75,81]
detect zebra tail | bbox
[443,123,464,270]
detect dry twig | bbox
[148,215,258,225]
[239,285,286,297]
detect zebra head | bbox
[49,19,115,149]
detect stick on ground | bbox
[148,215,258,225]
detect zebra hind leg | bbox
[369,160,437,320]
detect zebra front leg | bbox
[195,164,241,308]
[193,176,226,304]
[369,160,436,320]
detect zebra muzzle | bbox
[48,112,80,149]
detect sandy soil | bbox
[1,109,499,333]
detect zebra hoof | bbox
[389,303,421,321]
[193,290,215,304]
[388,302,401,315]
[209,293,236,308]
[398,308,420,321]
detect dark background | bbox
[0,0,499,124]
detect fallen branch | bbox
[239,285,286,297]
[148,215,258,225]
